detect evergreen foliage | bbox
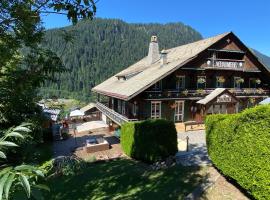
[121,119,178,163]
[206,105,270,200]
[40,18,203,101]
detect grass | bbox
[45,158,205,200]
[22,142,53,165]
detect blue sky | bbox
[43,0,270,56]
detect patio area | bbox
[53,121,124,161]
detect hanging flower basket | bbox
[217,76,225,83]
[197,77,206,84]
[236,78,244,84]
[255,79,261,85]
[196,89,206,95]
[182,89,188,96]
[249,97,256,104]
[170,102,177,109]
[256,88,264,94]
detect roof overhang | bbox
[197,88,238,105]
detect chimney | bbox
[148,35,160,64]
[160,49,168,66]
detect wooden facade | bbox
[94,33,270,126]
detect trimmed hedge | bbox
[121,119,178,163]
[206,105,270,200]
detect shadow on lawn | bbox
[45,158,205,200]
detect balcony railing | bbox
[96,102,138,125]
[144,88,269,99]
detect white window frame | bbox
[216,76,224,88]
[176,76,185,90]
[174,101,184,122]
[197,76,206,89]
[151,101,161,119]
[234,77,241,89]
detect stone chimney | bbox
[148,35,160,64]
[160,49,168,66]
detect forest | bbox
[40,18,203,101]
[41,18,270,102]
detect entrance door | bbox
[174,101,184,122]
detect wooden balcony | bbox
[96,102,138,125]
[144,88,269,100]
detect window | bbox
[249,78,256,88]
[216,76,225,88]
[122,101,126,115]
[234,77,242,89]
[117,99,121,113]
[151,101,161,119]
[197,76,206,89]
[174,101,184,122]
[153,80,162,90]
[132,102,138,117]
[176,76,185,90]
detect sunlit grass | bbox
[45,158,205,200]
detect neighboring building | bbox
[80,103,99,116]
[92,32,270,127]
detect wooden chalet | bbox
[92,32,270,128]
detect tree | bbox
[0,0,97,129]
[0,0,97,198]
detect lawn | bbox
[45,159,206,200]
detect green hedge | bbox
[121,119,178,163]
[206,105,270,200]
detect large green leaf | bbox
[4,173,15,200]
[0,173,10,200]
[0,167,12,176]
[0,141,18,147]
[12,126,31,133]
[14,165,35,171]
[19,175,30,198]
[0,151,6,159]
[5,132,24,139]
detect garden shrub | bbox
[206,105,270,200]
[121,119,177,163]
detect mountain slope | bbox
[252,49,270,69]
[41,18,270,102]
[41,18,202,101]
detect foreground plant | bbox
[0,124,48,200]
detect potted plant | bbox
[217,76,225,83]
[196,89,206,95]
[170,102,177,109]
[197,77,206,84]
[255,79,261,85]
[236,78,244,84]
[182,89,189,96]
[256,88,264,94]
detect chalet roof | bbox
[196,88,227,105]
[92,32,246,100]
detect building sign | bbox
[217,94,232,103]
[215,61,243,69]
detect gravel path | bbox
[176,130,211,166]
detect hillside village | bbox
[0,1,270,200]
